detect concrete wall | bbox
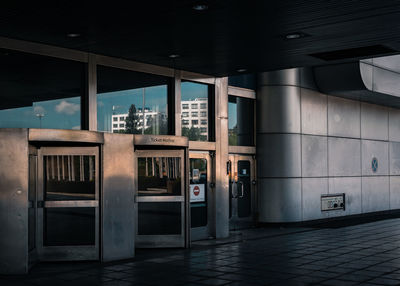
[257,68,400,222]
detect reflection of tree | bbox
[143,115,168,135]
[125,104,140,134]
[182,127,207,141]
[228,124,237,145]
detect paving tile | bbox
[197,278,231,285]
[5,218,400,285]
[366,277,400,285]
[320,279,358,285]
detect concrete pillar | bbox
[257,69,303,222]
[214,77,229,238]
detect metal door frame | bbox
[229,154,256,229]
[135,149,186,248]
[189,151,215,241]
[37,147,100,261]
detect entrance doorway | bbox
[189,152,214,241]
[36,147,99,261]
[135,150,186,248]
[229,154,256,230]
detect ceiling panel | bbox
[1,0,400,76]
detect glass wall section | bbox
[228,74,256,90]
[181,81,212,141]
[0,49,84,129]
[97,66,170,134]
[228,96,254,146]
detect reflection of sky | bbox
[0,97,81,129]
[228,102,237,129]
[97,85,167,132]
[181,82,208,101]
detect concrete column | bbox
[0,129,29,274]
[257,69,302,222]
[214,77,229,238]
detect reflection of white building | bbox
[111,108,165,133]
[181,98,208,137]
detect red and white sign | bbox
[190,184,205,203]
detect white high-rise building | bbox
[111,108,165,133]
[112,98,208,136]
[181,97,208,137]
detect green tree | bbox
[125,104,140,134]
[228,124,238,145]
[144,115,168,135]
[182,126,207,141]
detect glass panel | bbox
[181,82,209,141]
[138,157,181,196]
[28,208,36,251]
[228,74,256,90]
[138,202,181,235]
[0,49,83,129]
[228,96,254,146]
[44,207,95,246]
[190,158,207,228]
[44,155,96,201]
[237,161,251,218]
[28,155,37,251]
[97,65,170,134]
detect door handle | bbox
[232,181,239,198]
[239,181,244,198]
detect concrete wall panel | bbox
[258,178,302,222]
[302,178,329,221]
[361,102,388,140]
[302,135,327,177]
[0,129,28,274]
[361,140,389,176]
[390,142,400,175]
[389,108,400,142]
[301,89,327,135]
[257,134,301,178]
[328,137,361,176]
[328,177,362,216]
[390,176,400,210]
[362,177,389,213]
[328,96,360,138]
[258,68,300,86]
[102,133,135,261]
[257,86,301,133]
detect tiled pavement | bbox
[4,218,400,285]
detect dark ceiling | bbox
[2,0,400,76]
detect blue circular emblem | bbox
[372,157,378,173]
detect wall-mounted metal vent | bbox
[310,45,396,61]
[321,194,345,211]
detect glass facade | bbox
[228,74,256,90]
[228,95,255,146]
[190,158,208,228]
[97,65,170,134]
[0,49,84,129]
[181,81,210,141]
[137,157,182,196]
[44,155,96,201]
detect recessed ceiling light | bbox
[193,4,208,11]
[168,54,180,59]
[285,32,303,39]
[67,33,81,38]
[236,68,247,73]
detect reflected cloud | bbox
[55,100,80,115]
[33,105,45,115]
